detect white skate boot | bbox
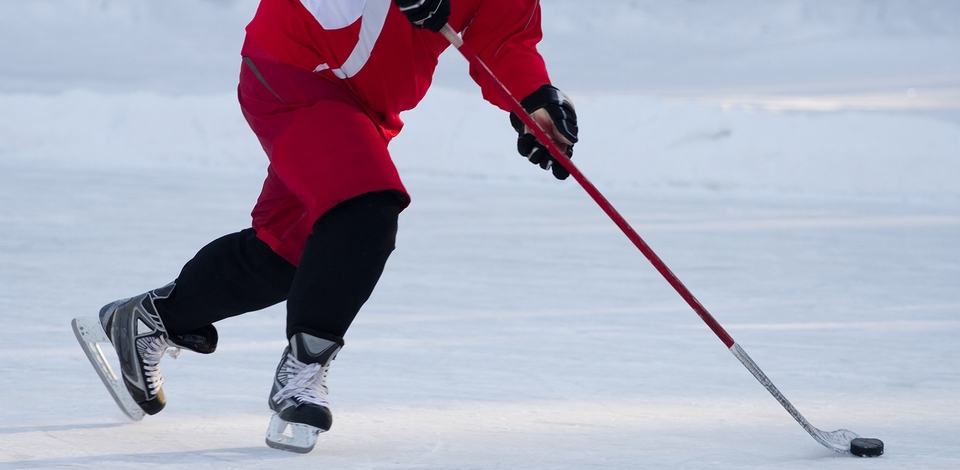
[72,283,217,420]
[265,331,343,453]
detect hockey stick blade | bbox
[439,23,875,455]
[730,343,860,454]
[265,414,321,453]
[71,317,145,421]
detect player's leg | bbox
[286,190,403,339]
[268,190,402,436]
[156,228,297,334]
[238,41,408,451]
[97,227,297,415]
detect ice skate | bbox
[72,283,218,420]
[265,331,343,453]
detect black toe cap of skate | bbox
[279,404,333,432]
[130,387,166,415]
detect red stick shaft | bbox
[441,25,736,349]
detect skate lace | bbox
[272,355,330,407]
[139,336,181,393]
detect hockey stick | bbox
[440,23,881,456]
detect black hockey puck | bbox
[850,438,884,457]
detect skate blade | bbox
[265,414,321,453]
[71,316,145,422]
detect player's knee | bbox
[315,191,403,254]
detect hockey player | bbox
[86,0,578,452]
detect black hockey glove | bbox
[510,85,579,180]
[394,0,450,33]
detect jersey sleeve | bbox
[461,0,552,111]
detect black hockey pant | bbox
[154,191,402,339]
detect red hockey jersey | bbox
[245,0,552,139]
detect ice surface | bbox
[1,1,958,468]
